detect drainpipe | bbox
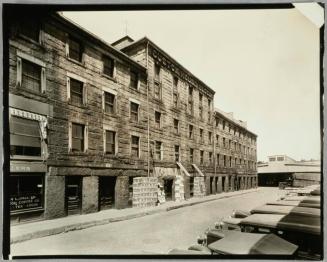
[146,41,150,177]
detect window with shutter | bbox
[10,116,41,157]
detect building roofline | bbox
[54,13,146,73]
[213,109,257,137]
[121,36,215,96]
[111,35,134,46]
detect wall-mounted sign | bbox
[10,194,43,212]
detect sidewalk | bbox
[11,188,258,244]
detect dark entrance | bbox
[164,178,173,201]
[210,177,214,194]
[222,176,226,192]
[214,177,218,193]
[99,176,116,210]
[66,176,82,216]
[128,177,133,207]
[190,177,194,197]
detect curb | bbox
[11,189,258,244]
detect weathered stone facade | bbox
[8,11,258,223]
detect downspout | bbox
[146,41,150,177]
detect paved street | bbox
[11,187,283,256]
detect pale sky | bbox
[63,8,321,162]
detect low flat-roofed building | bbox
[257,155,320,187]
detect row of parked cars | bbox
[168,185,321,259]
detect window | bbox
[154,64,160,81]
[173,119,179,134]
[208,131,212,143]
[155,141,163,160]
[22,60,41,93]
[173,93,178,108]
[199,94,203,120]
[72,123,85,152]
[105,130,116,154]
[189,148,194,163]
[174,145,180,162]
[130,102,139,122]
[200,150,204,165]
[155,111,161,129]
[103,56,114,77]
[173,76,178,90]
[154,82,161,99]
[277,156,284,161]
[223,155,226,167]
[228,140,231,149]
[173,76,178,108]
[104,92,115,113]
[209,152,213,165]
[10,175,44,212]
[216,134,219,145]
[223,121,225,130]
[230,156,232,167]
[68,37,83,62]
[223,137,226,148]
[200,128,204,142]
[70,78,84,105]
[20,19,40,42]
[217,154,220,167]
[188,86,194,115]
[10,116,41,157]
[189,125,193,139]
[131,136,140,157]
[130,71,139,90]
[215,118,219,127]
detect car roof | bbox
[251,205,320,217]
[208,231,298,255]
[239,213,321,235]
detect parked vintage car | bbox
[238,213,321,259]
[207,231,298,255]
[267,200,320,209]
[250,204,320,218]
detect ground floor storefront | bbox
[10,164,258,224]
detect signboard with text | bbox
[10,194,43,212]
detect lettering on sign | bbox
[10,194,42,212]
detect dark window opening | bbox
[130,71,138,89]
[72,123,84,152]
[68,37,83,62]
[174,145,180,162]
[173,119,179,134]
[103,56,114,77]
[22,60,41,93]
[70,79,83,105]
[131,136,139,157]
[155,111,161,129]
[20,19,40,42]
[105,130,116,154]
[130,102,139,122]
[104,92,115,113]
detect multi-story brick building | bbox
[7,12,257,224]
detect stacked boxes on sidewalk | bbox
[8,10,258,224]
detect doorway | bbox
[66,176,82,216]
[222,176,226,192]
[164,178,174,201]
[190,177,194,197]
[210,177,214,194]
[99,176,116,210]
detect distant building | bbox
[257,155,321,187]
